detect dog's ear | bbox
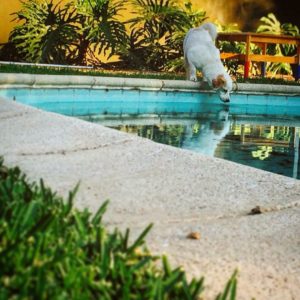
[212,75,226,88]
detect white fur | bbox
[182,109,230,156]
[183,22,232,102]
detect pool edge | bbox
[1,72,300,95]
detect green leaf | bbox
[127,223,153,253]
[91,199,109,225]
[217,270,238,300]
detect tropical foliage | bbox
[3,0,126,65]
[119,0,188,70]
[9,0,80,64]
[116,0,207,71]
[73,0,127,65]
[1,0,207,70]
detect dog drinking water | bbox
[183,22,232,102]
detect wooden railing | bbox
[217,32,300,80]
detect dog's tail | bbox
[200,22,218,41]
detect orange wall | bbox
[0,1,22,42]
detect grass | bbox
[1,63,299,85]
[0,157,238,300]
[241,76,300,85]
[0,64,186,80]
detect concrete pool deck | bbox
[1,75,300,299]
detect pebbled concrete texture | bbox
[1,97,300,299]
[1,72,300,95]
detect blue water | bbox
[1,88,300,116]
[98,114,300,179]
[1,88,300,179]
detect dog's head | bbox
[212,74,232,103]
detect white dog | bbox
[183,22,232,102]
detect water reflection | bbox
[81,111,300,179]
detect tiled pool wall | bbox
[0,73,300,117]
[1,87,300,117]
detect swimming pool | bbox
[1,87,300,179]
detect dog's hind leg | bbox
[184,56,189,80]
[186,62,197,81]
[184,52,197,81]
[184,55,193,80]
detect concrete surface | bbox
[1,97,300,299]
[1,73,300,95]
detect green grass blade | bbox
[127,223,153,253]
[91,199,109,225]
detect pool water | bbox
[82,112,300,179]
[1,88,300,179]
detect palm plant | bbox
[73,0,127,65]
[10,0,80,64]
[129,0,189,39]
[118,0,193,71]
[4,0,127,65]
[256,13,299,76]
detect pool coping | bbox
[1,72,300,95]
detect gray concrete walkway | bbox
[1,97,300,299]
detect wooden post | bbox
[261,43,267,78]
[244,34,251,79]
[296,42,300,81]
